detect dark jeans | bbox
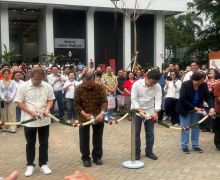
[52,90,64,118]
[16,107,21,122]
[66,98,75,119]
[79,122,104,162]
[135,115,154,156]
[164,97,180,124]
[214,115,220,148]
[24,125,49,167]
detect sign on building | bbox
[54,38,85,49]
[209,51,220,69]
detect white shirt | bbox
[13,80,24,90]
[131,79,162,117]
[47,74,65,91]
[182,71,193,82]
[63,75,69,82]
[14,80,55,127]
[164,80,182,99]
[63,80,80,99]
[0,80,17,102]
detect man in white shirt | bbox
[182,60,200,82]
[47,65,65,120]
[131,70,162,160]
[63,66,71,82]
[63,73,80,120]
[15,68,55,177]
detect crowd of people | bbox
[0,59,220,179]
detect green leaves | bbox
[41,52,66,65]
[166,12,203,48]
[194,0,220,51]
[0,44,21,65]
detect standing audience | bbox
[0,69,17,132]
[47,65,65,121]
[164,71,182,125]
[214,81,220,150]
[63,73,79,120]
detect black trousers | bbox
[214,116,220,148]
[24,125,49,167]
[135,115,154,156]
[164,97,180,124]
[79,122,104,162]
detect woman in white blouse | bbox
[0,69,17,132]
[63,73,79,120]
[13,71,24,123]
[164,71,182,125]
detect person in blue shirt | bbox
[176,72,215,154]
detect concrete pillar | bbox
[86,8,95,70]
[38,6,54,62]
[123,15,131,70]
[0,4,10,61]
[154,14,165,69]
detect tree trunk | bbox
[132,20,138,72]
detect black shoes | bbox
[93,159,103,165]
[135,153,158,160]
[182,148,190,154]
[182,147,203,154]
[83,159,103,167]
[193,147,204,153]
[145,153,158,160]
[83,160,91,167]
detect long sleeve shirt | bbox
[47,74,65,91]
[131,79,162,117]
[164,80,182,99]
[74,83,107,123]
[0,80,17,101]
[63,80,80,99]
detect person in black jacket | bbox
[176,72,215,154]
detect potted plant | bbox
[0,44,21,65]
[41,52,65,65]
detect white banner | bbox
[54,38,85,49]
[209,59,220,69]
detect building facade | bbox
[0,0,187,70]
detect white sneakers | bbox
[25,165,52,177]
[40,165,52,175]
[25,166,35,177]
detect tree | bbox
[165,11,203,65]
[110,0,153,71]
[193,0,220,51]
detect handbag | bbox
[117,95,125,107]
[107,95,116,109]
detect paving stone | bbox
[0,121,219,180]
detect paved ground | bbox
[1,119,220,180]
